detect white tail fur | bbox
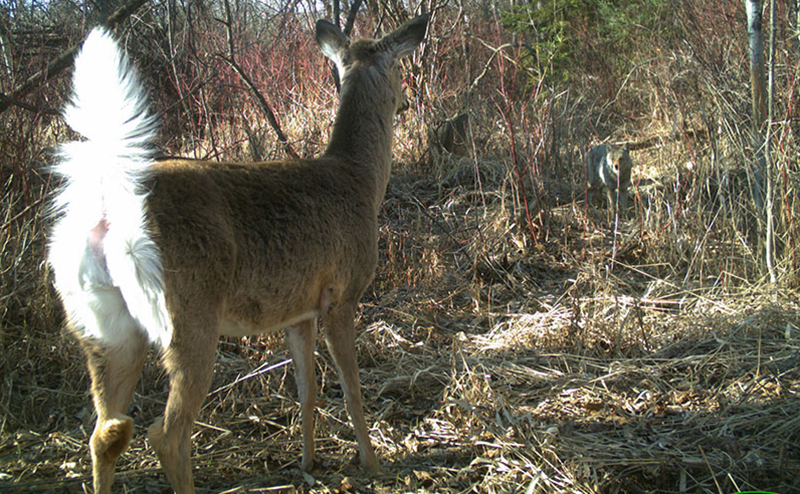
[49,28,170,348]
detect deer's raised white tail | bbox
[49,28,170,349]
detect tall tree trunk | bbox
[745,0,772,277]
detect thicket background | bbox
[1,0,800,492]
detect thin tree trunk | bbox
[792,0,800,172]
[745,0,766,213]
[765,0,777,282]
[745,0,772,277]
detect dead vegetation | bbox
[2,0,800,493]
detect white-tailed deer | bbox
[48,15,428,493]
[428,112,471,160]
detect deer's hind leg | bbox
[80,322,148,494]
[322,301,381,475]
[285,319,319,472]
[148,305,219,494]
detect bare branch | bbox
[343,0,364,36]
[220,0,299,160]
[0,0,151,115]
[0,93,59,115]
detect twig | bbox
[698,445,724,494]
[208,358,292,397]
[0,94,59,116]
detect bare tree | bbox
[745,1,767,132]
[792,0,800,172]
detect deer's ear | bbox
[379,14,428,60]
[316,20,348,66]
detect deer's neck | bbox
[324,70,396,211]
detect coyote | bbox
[586,143,633,210]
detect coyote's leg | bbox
[148,309,218,494]
[285,319,319,471]
[82,329,148,494]
[323,302,381,474]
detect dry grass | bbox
[2,141,799,493]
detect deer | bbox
[47,14,428,494]
[428,112,471,160]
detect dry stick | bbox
[220,57,299,160]
[219,0,299,160]
[698,445,724,494]
[342,0,364,36]
[0,0,150,115]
